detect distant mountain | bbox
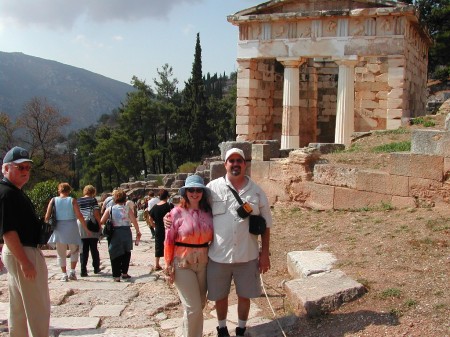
[0,51,134,131]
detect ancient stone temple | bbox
[228,0,431,147]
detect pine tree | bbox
[170,33,212,166]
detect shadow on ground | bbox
[251,310,399,337]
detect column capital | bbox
[277,57,306,68]
[334,58,359,67]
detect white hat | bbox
[225,148,245,162]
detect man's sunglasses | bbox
[187,188,203,193]
[12,164,32,172]
[228,158,244,164]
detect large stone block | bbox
[252,144,271,161]
[269,159,304,181]
[257,179,290,205]
[284,270,366,317]
[334,187,391,209]
[249,161,270,181]
[356,169,389,194]
[209,162,227,180]
[389,152,443,181]
[411,129,450,157]
[287,251,337,279]
[300,182,335,210]
[391,196,416,208]
[314,164,358,188]
[356,169,408,196]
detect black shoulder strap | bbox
[223,176,243,205]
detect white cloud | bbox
[182,24,195,36]
[0,0,204,30]
[112,35,124,42]
[73,34,105,49]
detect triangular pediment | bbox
[232,0,409,17]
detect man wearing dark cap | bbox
[0,146,50,337]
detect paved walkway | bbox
[0,221,290,337]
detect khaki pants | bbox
[3,245,50,337]
[174,262,208,337]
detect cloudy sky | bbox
[0,0,262,87]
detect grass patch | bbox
[411,117,436,127]
[380,288,402,299]
[374,127,410,135]
[404,299,418,308]
[372,141,411,153]
[425,218,450,232]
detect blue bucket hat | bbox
[179,175,210,196]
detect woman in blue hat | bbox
[164,174,213,337]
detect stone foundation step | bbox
[285,250,366,317]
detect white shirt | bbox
[147,197,160,212]
[207,176,272,264]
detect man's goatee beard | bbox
[231,167,241,176]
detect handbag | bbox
[86,205,100,232]
[225,179,266,235]
[102,206,114,238]
[38,219,53,245]
[48,198,57,229]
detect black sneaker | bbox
[80,271,88,277]
[236,327,246,336]
[93,268,101,274]
[216,326,230,337]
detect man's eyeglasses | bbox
[187,188,203,193]
[12,164,32,172]
[228,158,244,164]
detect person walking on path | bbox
[0,146,51,337]
[46,182,90,282]
[149,189,173,271]
[207,148,272,337]
[164,175,213,337]
[146,191,160,239]
[100,189,141,282]
[77,185,102,277]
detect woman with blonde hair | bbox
[46,182,90,282]
[100,189,141,282]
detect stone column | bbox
[334,59,358,146]
[278,58,305,149]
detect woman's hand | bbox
[164,265,174,284]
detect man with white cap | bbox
[0,146,50,336]
[207,147,272,337]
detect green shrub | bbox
[432,66,450,81]
[177,162,200,173]
[27,180,59,218]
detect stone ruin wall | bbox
[404,20,429,120]
[236,59,277,142]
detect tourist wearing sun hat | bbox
[0,146,51,336]
[164,174,213,337]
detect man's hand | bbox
[258,252,271,274]
[163,213,172,229]
[21,261,37,280]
